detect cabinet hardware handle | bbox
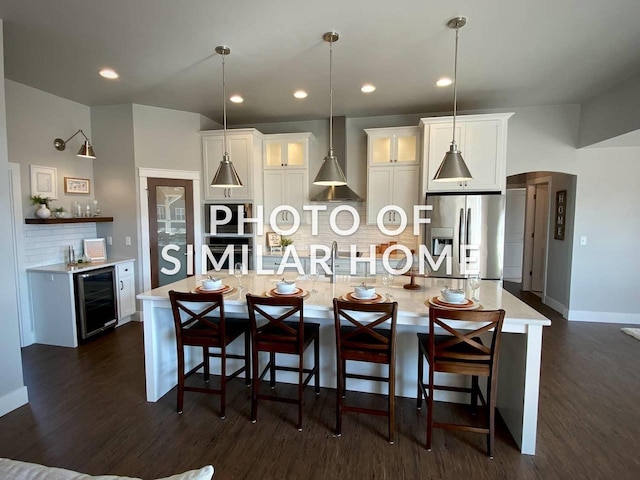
[120,280,124,290]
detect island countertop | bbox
[137,271,550,330]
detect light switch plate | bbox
[580,236,587,245]
[125,236,131,246]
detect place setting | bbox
[264,278,310,299]
[193,276,237,296]
[341,282,387,304]
[426,285,481,310]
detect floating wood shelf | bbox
[25,217,114,224]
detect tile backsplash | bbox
[24,224,97,267]
[257,204,420,254]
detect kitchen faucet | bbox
[328,241,338,283]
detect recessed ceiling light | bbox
[436,77,453,87]
[361,84,376,93]
[229,95,243,103]
[99,68,119,79]
[293,90,308,99]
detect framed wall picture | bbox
[64,177,91,194]
[30,165,58,199]
[267,232,282,247]
[554,190,567,240]
[83,238,107,261]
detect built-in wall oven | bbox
[74,266,118,342]
[206,236,253,271]
[204,203,254,272]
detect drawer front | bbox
[117,262,134,277]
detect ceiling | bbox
[2,0,640,125]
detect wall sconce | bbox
[53,129,96,159]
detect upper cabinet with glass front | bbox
[263,132,312,169]
[365,126,420,166]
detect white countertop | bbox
[27,257,135,275]
[137,271,550,328]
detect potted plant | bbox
[281,237,294,247]
[52,206,67,219]
[30,195,52,219]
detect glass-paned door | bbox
[147,178,194,288]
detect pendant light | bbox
[433,17,473,182]
[313,31,347,186]
[210,45,243,190]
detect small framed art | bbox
[554,190,567,240]
[83,238,107,261]
[64,177,91,194]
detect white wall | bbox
[578,70,640,148]
[0,19,29,417]
[5,80,94,218]
[569,147,640,323]
[132,104,212,171]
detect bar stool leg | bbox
[177,345,185,414]
[220,347,226,419]
[417,343,424,410]
[203,346,210,383]
[389,363,395,445]
[297,354,303,431]
[244,331,251,387]
[426,363,434,451]
[269,352,276,390]
[314,337,320,396]
[251,340,259,423]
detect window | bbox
[157,206,166,220]
[174,207,185,221]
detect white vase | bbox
[36,204,51,219]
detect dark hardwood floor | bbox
[1,290,639,479]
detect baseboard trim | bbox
[543,295,568,317]
[567,310,640,324]
[0,386,29,417]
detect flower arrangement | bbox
[280,237,294,247]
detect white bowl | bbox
[202,278,222,290]
[441,288,465,303]
[276,281,296,294]
[354,284,376,299]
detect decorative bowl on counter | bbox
[354,283,376,299]
[441,286,466,304]
[202,278,223,290]
[276,280,297,294]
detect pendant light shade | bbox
[313,31,347,187]
[211,45,243,189]
[433,17,473,183]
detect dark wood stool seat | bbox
[417,307,505,457]
[169,290,250,419]
[333,299,398,444]
[246,294,320,431]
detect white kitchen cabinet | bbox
[365,126,420,166]
[263,133,311,168]
[421,113,513,193]
[366,165,420,225]
[116,261,136,319]
[201,129,263,201]
[262,133,312,225]
[264,169,308,225]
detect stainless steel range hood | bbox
[311,116,363,202]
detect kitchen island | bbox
[138,272,549,454]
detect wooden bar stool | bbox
[417,307,505,457]
[333,299,398,444]
[168,290,250,419]
[245,294,320,431]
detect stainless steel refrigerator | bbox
[423,192,505,280]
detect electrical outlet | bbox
[107,236,113,245]
[125,236,131,246]
[580,236,587,246]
